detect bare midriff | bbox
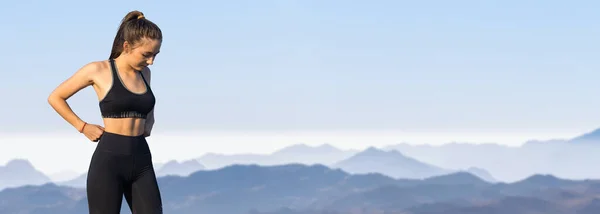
[103,118,146,136]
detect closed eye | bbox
[143,51,159,58]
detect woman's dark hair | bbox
[109,10,162,59]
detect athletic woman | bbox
[47,10,163,214]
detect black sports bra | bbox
[99,59,155,119]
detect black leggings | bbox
[86,131,163,214]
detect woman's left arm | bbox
[144,110,155,137]
[143,68,154,137]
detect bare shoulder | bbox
[75,60,109,80]
[67,60,111,85]
[85,60,111,74]
[49,60,110,100]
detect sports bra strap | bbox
[109,59,119,81]
[109,58,150,88]
[139,71,150,87]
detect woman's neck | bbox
[113,57,137,74]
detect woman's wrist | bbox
[77,121,87,133]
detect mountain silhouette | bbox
[56,159,203,188]
[421,171,489,186]
[569,127,600,143]
[332,147,450,179]
[0,183,87,214]
[509,174,584,190]
[57,173,87,188]
[0,159,52,190]
[156,159,205,177]
[464,167,497,182]
[4,163,597,214]
[197,143,357,169]
[379,127,600,182]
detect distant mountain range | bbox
[5,126,600,191]
[1,144,497,191]
[331,147,496,182]
[1,163,600,214]
[0,159,205,191]
[3,127,600,213]
[195,143,499,182]
[191,127,600,182]
[155,159,206,177]
[50,159,206,188]
[384,127,600,181]
[197,143,358,169]
[0,159,51,190]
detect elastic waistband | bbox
[101,131,145,139]
[96,131,150,155]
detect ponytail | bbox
[109,10,162,59]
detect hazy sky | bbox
[2,0,600,174]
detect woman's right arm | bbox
[48,62,104,140]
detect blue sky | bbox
[3,0,600,135]
[4,0,600,174]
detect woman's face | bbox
[123,37,161,71]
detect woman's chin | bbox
[135,65,147,71]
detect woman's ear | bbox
[122,41,131,54]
